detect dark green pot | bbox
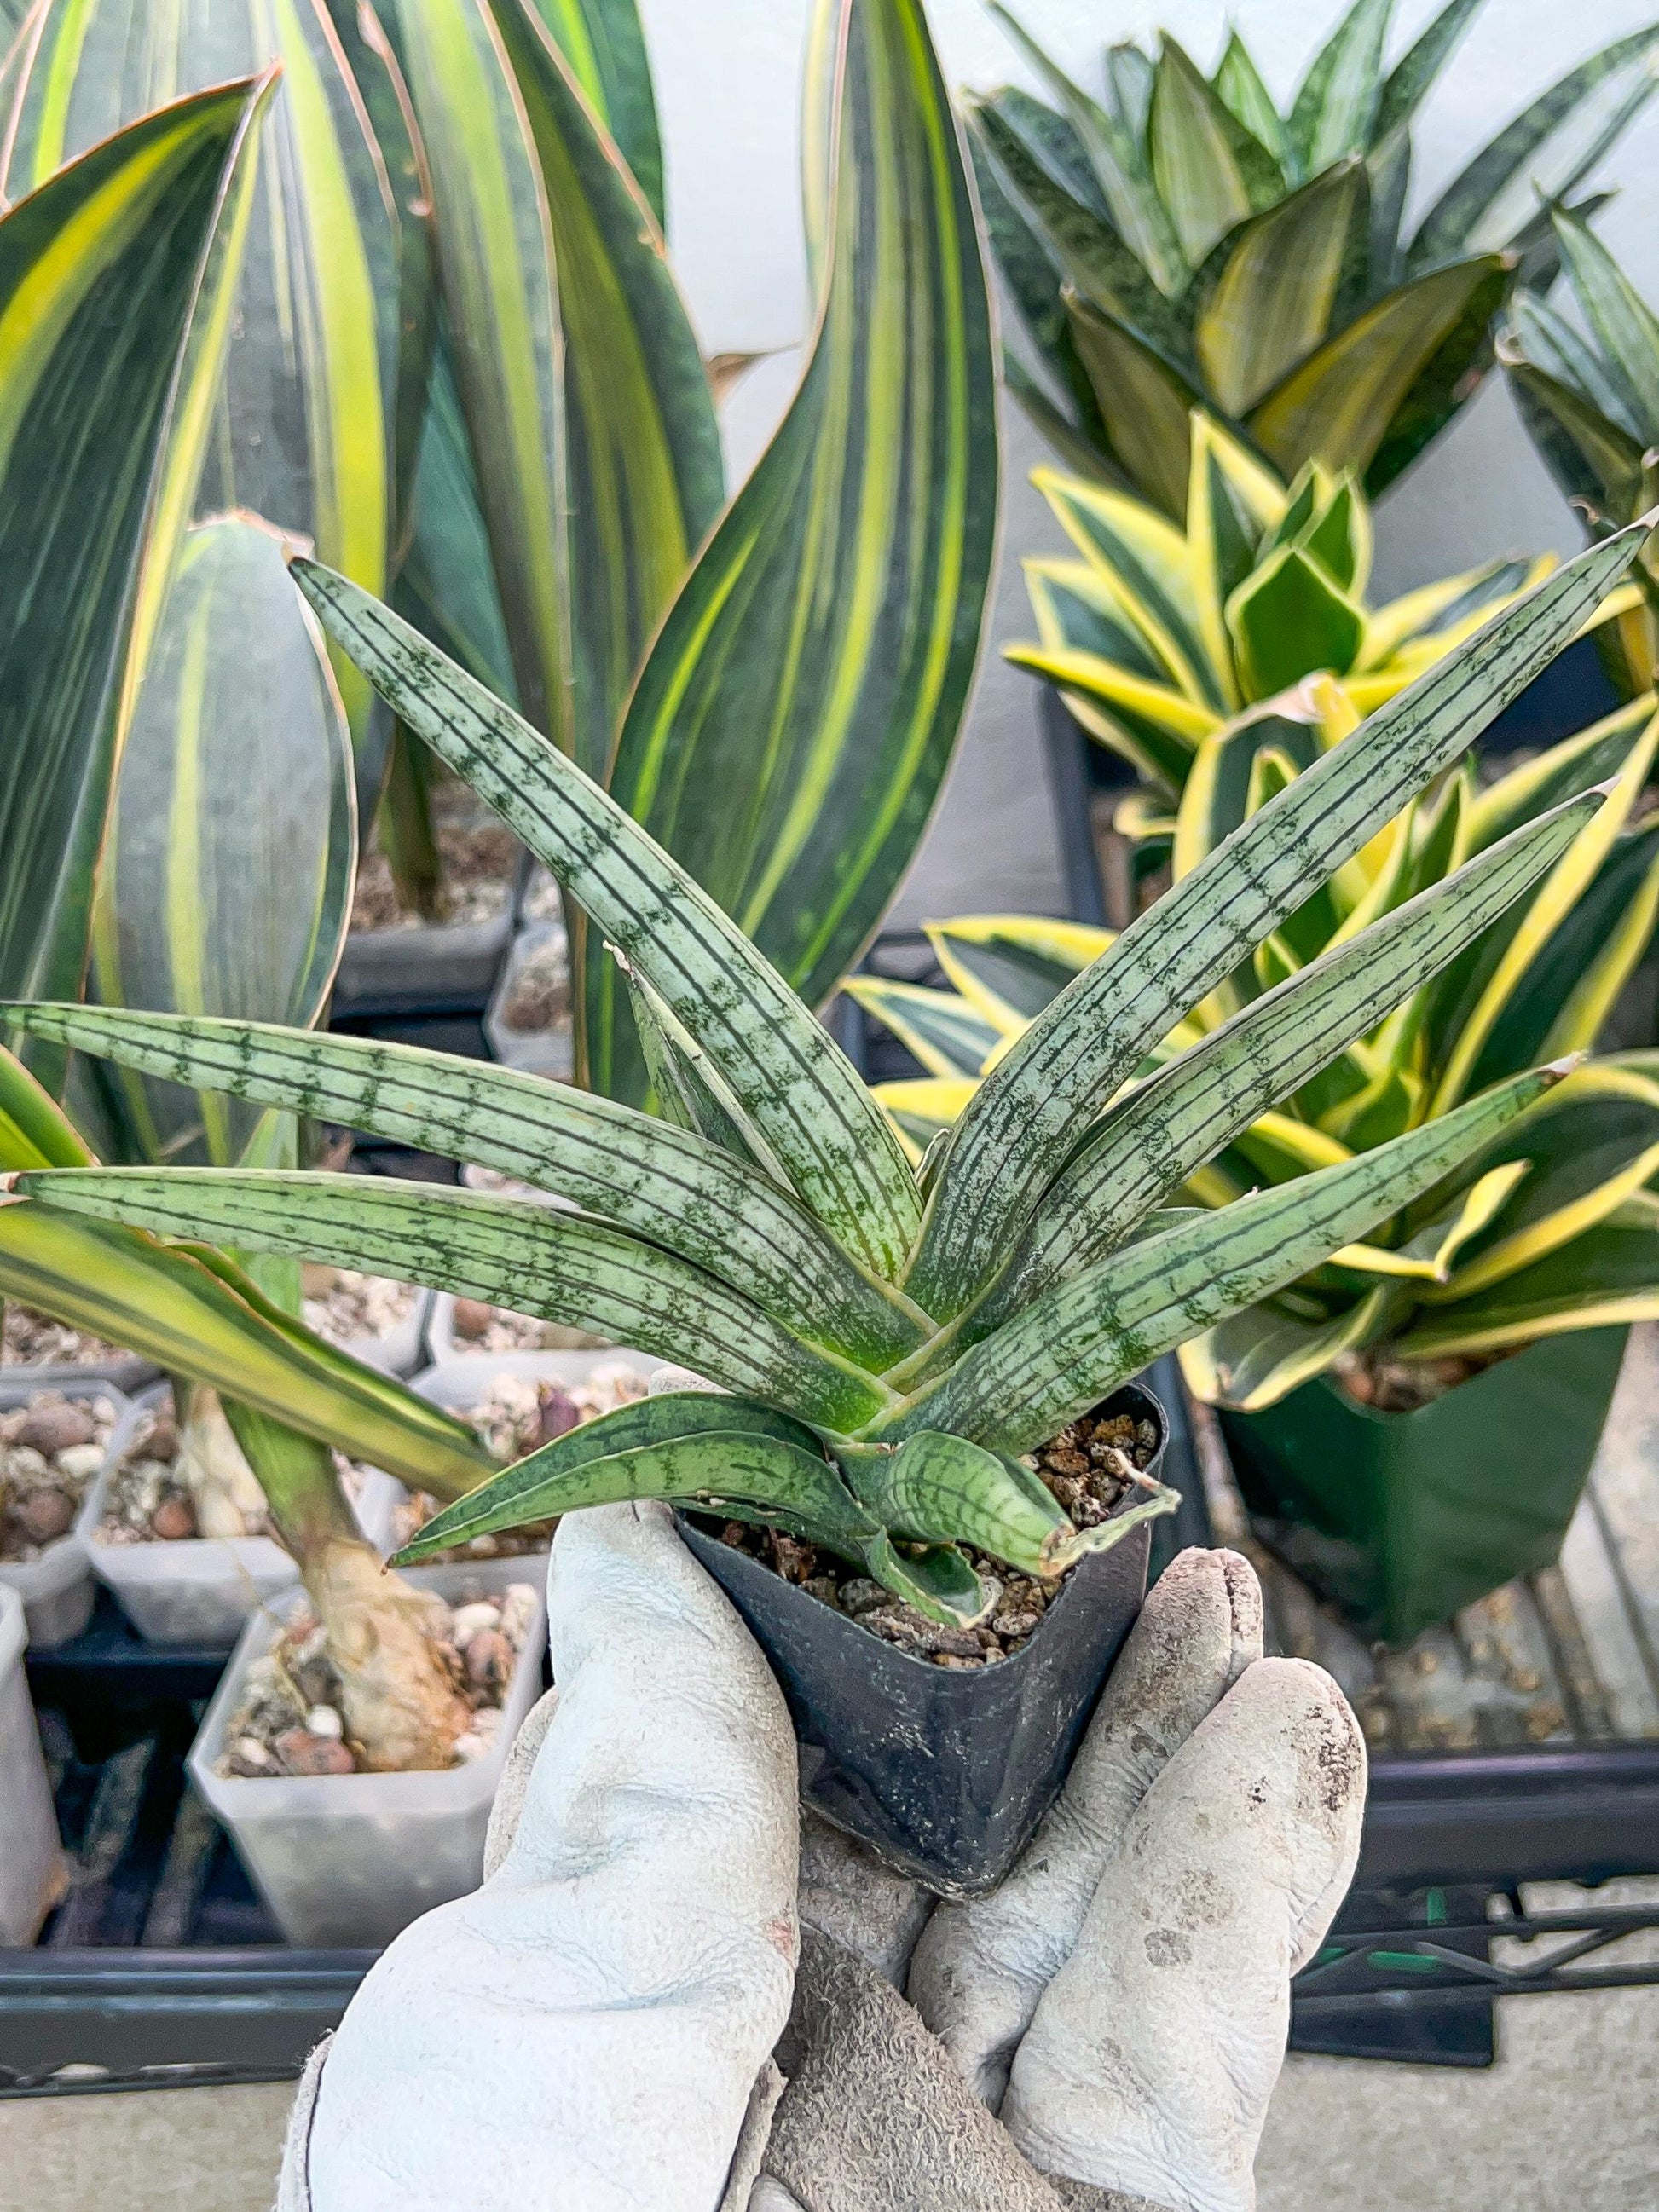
[1219,1325,1629,1645]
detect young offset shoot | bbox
[3,523,1651,1626]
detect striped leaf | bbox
[839,977,1000,1079]
[1246,256,1508,485]
[488,0,723,774]
[1179,1282,1396,1411]
[0,79,270,1077]
[2,3,398,753]
[1286,0,1390,175]
[1372,0,1484,146]
[910,526,1647,1316]
[927,915,1111,1031]
[394,1389,835,1559]
[898,1065,1561,1453]
[1410,24,1659,266]
[292,564,922,1282]
[377,0,569,748]
[1,1005,923,1370]
[87,517,354,1171]
[1147,36,1279,267]
[1396,1222,1659,1360]
[529,0,664,226]
[0,1202,491,1497]
[0,1048,94,1172]
[980,790,1601,1322]
[1190,160,1367,419]
[1546,204,1659,440]
[13,1167,897,1433]
[1065,292,1202,522]
[587,0,998,1098]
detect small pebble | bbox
[452,1297,495,1341]
[274,1727,356,1776]
[14,1402,96,1455]
[448,1601,500,1647]
[55,1443,107,1483]
[535,1385,581,1445]
[15,1487,75,1544]
[305,1705,344,1740]
[465,1628,513,1689]
[452,1731,488,1762]
[151,1494,197,1541]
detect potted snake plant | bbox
[5,518,1645,1886]
[968,0,1659,511]
[850,678,1659,1644]
[1006,408,1637,869]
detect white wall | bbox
[638,0,1659,924]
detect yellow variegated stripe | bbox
[1357,556,1555,670]
[529,0,665,225]
[1463,696,1654,854]
[1031,466,1219,707]
[1230,1110,1353,1183]
[3,1,396,750]
[927,915,1111,1035]
[1543,835,1659,1058]
[1178,1283,1394,1412]
[1005,645,1222,742]
[384,0,570,750]
[588,0,998,1098]
[0,82,269,1055]
[872,1077,975,1163]
[1431,708,1659,1112]
[1328,1160,1529,1283]
[840,974,1000,1079]
[90,515,354,1170]
[488,0,722,777]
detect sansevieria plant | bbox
[969,0,1659,513]
[3,528,1648,1620]
[851,683,1659,1415]
[1005,411,1626,846]
[1501,205,1659,691]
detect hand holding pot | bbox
[780,1546,1367,2212]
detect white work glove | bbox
[279,1498,799,2212]
[279,1470,1364,2212]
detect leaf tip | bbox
[1542,1053,1587,1083]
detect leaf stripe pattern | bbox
[291,561,924,1283]
[910,527,1646,1314]
[13,1169,896,1434]
[4,1004,922,1366]
[902,1066,1558,1453]
[988,789,1601,1314]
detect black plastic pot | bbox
[676,1379,1167,1898]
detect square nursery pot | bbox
[0,1584,66,1942]
[1220,1325,1631,1646]
[188,1556,547,1947]
[0,1376,127,1648]
[332,906,514,1021]
[678,1378,1168,1899]
[75,1383,401,1650]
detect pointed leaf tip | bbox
[1544,1053,1588,1079]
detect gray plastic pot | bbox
[0,1584,66,1941]
[484,920,573,1081]
[679,1378,1170,1899]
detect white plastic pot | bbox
[0,1377,126,1648]
[188,1556,547,1947]
[0,1583,66,1942]
[336,1284,433,1378]
[76,1387,402,1649]
[484,920,573,1081]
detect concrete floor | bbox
[3,1984,1654,2211]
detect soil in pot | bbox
[1,1391,116,1562]
[707,1402,1163,1669]
[300,1264,421,1355]
[100,1392,270,1545]
[680,1381,1171,1897]
[497,921,569,1039]
[2,1302,126,1372]
[214,1578,539,1779]
[350,777,519,933]
[389,1362,649,1561]
[448,1290,609,1358]
[521,864,563,924]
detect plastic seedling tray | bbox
[0,1377,128,1649]
[188,1557,546,1949]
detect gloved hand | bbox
[278,1498,1364,2212]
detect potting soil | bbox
[712,1407,1162,1666]
[214,1579,538,1777]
